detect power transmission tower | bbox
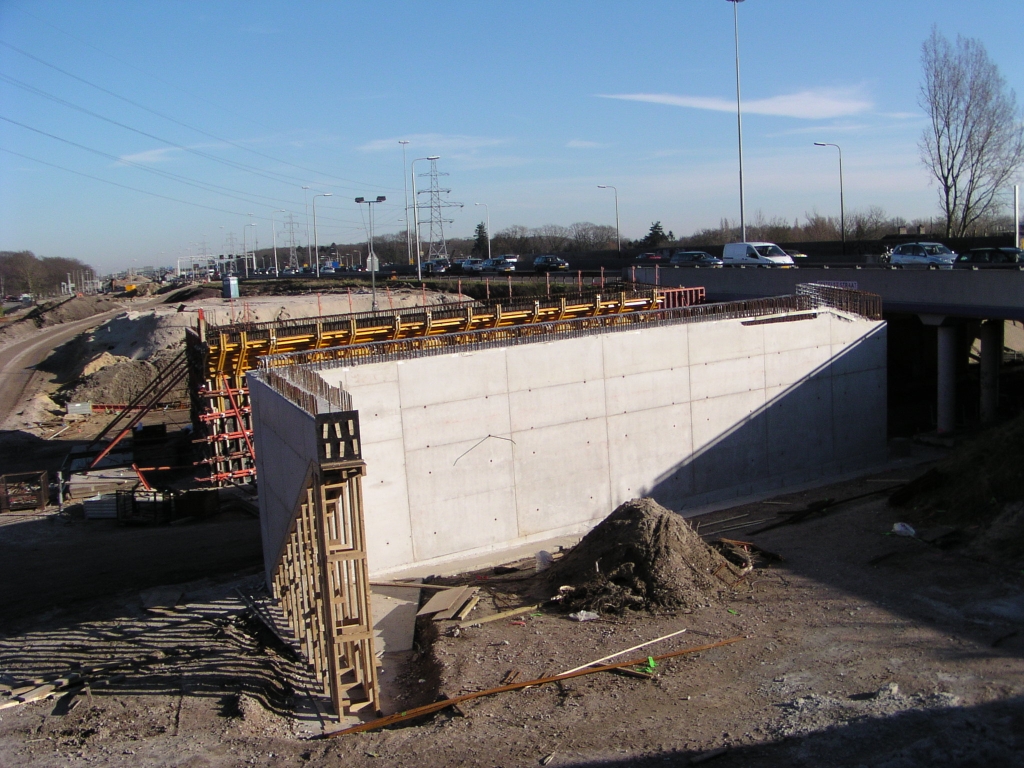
[418,158,463,259]
[283,213,300,268]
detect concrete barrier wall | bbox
[302,309,886,576]
[636,265,1024,320]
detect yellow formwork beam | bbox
[199,292,661,381]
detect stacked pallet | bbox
[67,468,139,500]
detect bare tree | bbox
[919,27,1024,237]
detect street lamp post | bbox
[244,224,257,277]
[247,213,257,273]
[597,185,620,256]
[411,155,440,281]
[356,196,386,312]
[302,186,311,270]
[399,140,411,267]
[474,202,491,262]
[312,194,332,278]
[270,209,285,275]
[814,142,846,254]
[727,0,746,242]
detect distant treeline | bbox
[0,251,94,296]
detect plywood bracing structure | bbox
[185,286,698,485]
[269,409,380,719]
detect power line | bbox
[0,145,255,218]
[0,70,336,191]
[0,37,395,192]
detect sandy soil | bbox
[1,464,1021,768]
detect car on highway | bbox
[424,258,450,275]
[953,247,1024,269]
[635,252,662,261]
[885,242,957,268]
[480,258,515,273]
[669,251,723,267]
[784,248,809,260]
[722,242,795,267]
[533,255,569,272]
[461,258,484,273]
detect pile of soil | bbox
[165,285,222,303]
[61,351,185,405]
[29,295,126,328]
[545,498,736,613]
[890,413,1024,565]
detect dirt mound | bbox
[165,285,222,303]
[61,351,185,405]
[545,498,735,613]
[30,295,126,328]
[890,413,1024,565]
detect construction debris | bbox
[545,498,739,614]
[322,636,745,738]
[0,471,48,512]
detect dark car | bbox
[669,251,723,267]
[533,255,569,272]
[953,247,1024,269]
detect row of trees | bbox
[0,251,94,296]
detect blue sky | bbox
[1,1,1022,273]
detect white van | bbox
[722,242,795,267]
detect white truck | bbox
[722,242,795,267]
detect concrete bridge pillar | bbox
[980,319,1004,423]
[936,325,957,434]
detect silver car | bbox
[887,242,956,269]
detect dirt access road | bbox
[0,295,169,425]
[0,463,1021,767]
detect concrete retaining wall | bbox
[289,309,887,576]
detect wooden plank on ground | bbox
[433,588,478,621]
[417,585,473,616]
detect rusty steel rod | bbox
[320,635,745,738]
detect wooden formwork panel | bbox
[268,411,379,720]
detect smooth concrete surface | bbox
[302,309,886,576]
[248,375,320,581]
[636,265,1024,320]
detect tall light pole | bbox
[302,186,311,269]
[727,0,746,242]
[399,140,412,266]
[245,223,257,277]
[269,209,285,275]
[411,155,440,281]
[240,228,248,278]
[474,202,491,262]
[814,142,846,255]
[356,196,386,312]
[312,193,331,278]
[597,185,620,256]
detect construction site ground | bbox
[1,288,1022,766]
[1,460,1022,768]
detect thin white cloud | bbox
[117,147,180,164]
[598,88,873,120]
[358,133,506,153]
[566,139,606,149]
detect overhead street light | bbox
[356,195,387,312]
[597,185,620,256]
[814,142,846,254]
[411,155,440,281]
[312,193,332,278]
[399,140,411,266]
[474,202,491,262]
[727,0,746,242]
[270,209,286,276]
